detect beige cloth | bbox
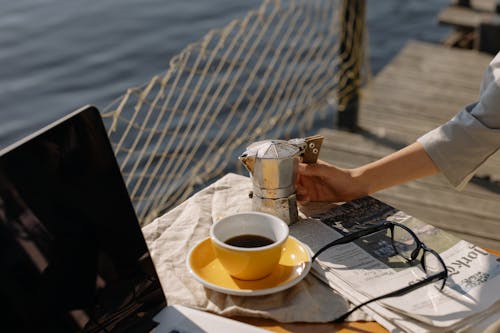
[142,173,351,323]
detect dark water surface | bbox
[0,0,450,148]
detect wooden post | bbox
[478,16,500,54]
[336,0,366,131]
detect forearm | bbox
[351,142,440,196]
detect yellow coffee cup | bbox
[210,212,289,280]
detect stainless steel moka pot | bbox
[239,135,323,225]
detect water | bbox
[0,0,451,149]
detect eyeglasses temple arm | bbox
[332,272,446,323]
[312,223,389,262]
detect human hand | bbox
[295,142,440,203]
[295,160,365,203]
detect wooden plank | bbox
[438,5,500,28]
[438,6,484,28]
[363,82,477,108]
[375,192,500,241]
[378,181,500,224]
[373,193,500,250]
[391,41,492,69]
[452,0,500,13]
[360,42,489,121]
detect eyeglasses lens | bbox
[423,251,446,290]
[392,226,418,261]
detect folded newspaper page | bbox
[291,197,500,333]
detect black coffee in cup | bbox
[225,234,274,248]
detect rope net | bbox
[101,0,369,225]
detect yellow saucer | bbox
[187,236,311,296]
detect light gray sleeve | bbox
[417,52,500,190]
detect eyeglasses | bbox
[312,220,448,323]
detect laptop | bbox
[0,105,267,333]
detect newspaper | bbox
[290,197,500,333]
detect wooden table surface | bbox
[238,316,386,333]
[237,247,500,333]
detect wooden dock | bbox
[438,0,500,53]
[319,41,500,250]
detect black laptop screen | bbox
[0,106,165,332]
